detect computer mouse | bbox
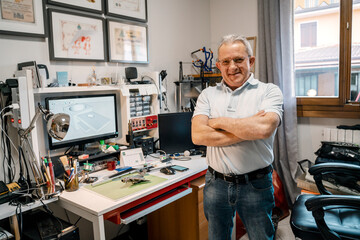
[160,166,175,175]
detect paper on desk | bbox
[83,173,167,200]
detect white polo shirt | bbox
[193,74,283,174]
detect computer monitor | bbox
[45,94,119,156]
[158,112,198,154]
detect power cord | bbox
[40,199,64,232]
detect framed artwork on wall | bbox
[106,0,147,22]
[47,0,104,14]
[246,36,257,74]
[0,0,46,37]
[107,19,148,64]
[48,9,107,61]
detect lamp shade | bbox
[46,113,70,141]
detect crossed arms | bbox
[191,111,280,147]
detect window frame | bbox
[296,0,360,118]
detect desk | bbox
[55,155,207,240]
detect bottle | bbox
[90,66,96,86]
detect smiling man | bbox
[192,35,283,240]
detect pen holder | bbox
[64,174,79,192]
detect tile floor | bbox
[239,214,297,240]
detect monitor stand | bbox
[67,144,101,157]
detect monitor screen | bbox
[45,94,118,153]
[158,112,197,154]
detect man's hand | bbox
[209,110,266,130]
[191,115,244,147]
[208,110,280,141]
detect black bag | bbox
[314,141,360,193]
[314,141,360,163]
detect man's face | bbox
[216,42,255,90]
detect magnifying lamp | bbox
[18,103,70,188]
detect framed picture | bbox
[48,9,106,61]
[106,0,147,22]
[0,0,46,37]
[107,19,148,64]
[47,0,104,14]
[247,36,257,73]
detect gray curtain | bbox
[257,0,301,205]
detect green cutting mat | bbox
[84,173,167,200]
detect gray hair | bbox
[217,34,253,57]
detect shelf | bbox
[33,85,120,94]
[191,73,222,78]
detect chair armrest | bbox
[305,195,360,212]
[304,195,360,240]
[309,163,360,195]
[309,163,360,175]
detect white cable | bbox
[0,105,18,180]
[0,106,19,155]
[142,75,161,95]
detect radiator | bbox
[323,128,360,145]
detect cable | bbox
[73,216,82,226]
[0,106,19,155]
[0,103,17,182]
[0,123,19,155]
[141,75,163,104]
[40,199,64,232]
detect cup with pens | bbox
[64,157,79,192]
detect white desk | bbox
[55,155,207,240]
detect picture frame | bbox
[48,9,107,61]
[0,0,46,37]
[107,19,148,64]
[246,36,257,73]
[106,0,147,22]
[47,0,104,14]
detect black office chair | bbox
[290,163,360,240]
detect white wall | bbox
[0,0,211,112]
[210,0,259,78]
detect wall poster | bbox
[106,0,147,22]
[48,9,106,61]
[0,0,46,37]
[107,19,148,63]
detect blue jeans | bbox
[203,170,275,240]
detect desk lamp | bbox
[18,103,70,189]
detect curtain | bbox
[257,0,301,205]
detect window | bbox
[300,22,317,47]
[294,0,360,118]
[305,0,320,8]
